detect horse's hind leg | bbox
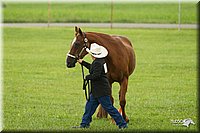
[119,77,129,122]
[97,104,107,118]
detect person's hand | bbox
[85,75,90,80]
[77,59,83,64]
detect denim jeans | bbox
[80,94,127,128]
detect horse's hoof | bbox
[111,118,116,124]
[97,112,102,118]
[125,117,129,123]
[118,108,129,123]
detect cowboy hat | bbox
[86,43,108,58]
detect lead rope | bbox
[81,64,90,101]
[81,34,90,101]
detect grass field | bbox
[3,27,198,132]
[3,2,197,24]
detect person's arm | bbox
[81,60,91,70]
[78,59,91,70]
[86,62,102,80]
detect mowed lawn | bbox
[3,2,197,24]
[3,27,197,132]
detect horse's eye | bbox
[74,43,79,48]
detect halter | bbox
[67,32,89,60]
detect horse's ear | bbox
[78,28,83,36]
[75,26,79,34]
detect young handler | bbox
[74,43,127,129]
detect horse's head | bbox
[66,26,89,68]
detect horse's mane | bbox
[86,32,112,39]
[86,32,132,47]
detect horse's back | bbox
[112,35,132,47]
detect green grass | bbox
[3,27,198,132]
[3,2,197,24]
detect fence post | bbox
[48,0,51,27]
[178,0,181,31]
[110,0,113,29]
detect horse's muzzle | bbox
[66,57,77,68]
[66,62,75,68]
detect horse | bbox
[66,26,136,122]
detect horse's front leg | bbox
[119,77,129,122]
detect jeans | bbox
[80,94,127,128]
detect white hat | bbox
[86,43,108,58]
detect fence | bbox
[3,1,197,30]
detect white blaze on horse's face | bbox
[71,37,77,46]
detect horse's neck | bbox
[86,32,113,62]
[87,32,103,43]
[86,32,111,47]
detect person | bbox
[73,43,127,129]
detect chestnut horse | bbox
[66,27,136,122]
